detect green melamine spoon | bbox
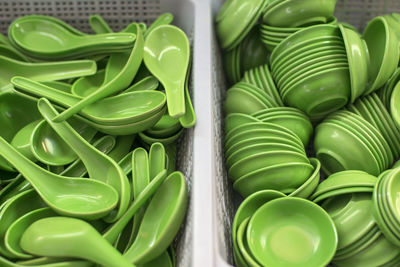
[0,56,96,89]
[14,15,86,37]
[130,148,151,247]
[123,76,160,94]
[145,114,182,138]
[144,25,190,119]
[124,171,188,264]
[5,207,58,259]
[0,33,11,45]
[0,189,46,258]
[149,143,166,180]
[108,135,135,163]
[89,14,113,34]
[179,60,196,128]
[31,118,97,166]
[71,69,105,98]
[52,24,144,122]
[144,13,174,39]
[20,217,134,267]
[9,18,136,59]
[38,98,130,222]
[0,136,116,209]
[139,251,173,267]
[0,136,119,220]
[42,81,72,94]
[10,120,41,162]
[103,169,168,243]
[12,76,167,126]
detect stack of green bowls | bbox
[242,64,283,106]
[310,170,400,266]
[259,16,338,51]
[262,0,337,28]
[379,67,400,110]
[270,23,373,119]
[224,81,280,115]
[348,94,400,159]
[232,193,338,267]
[372,168,400,248]
[223,27,269,84]
[224,112,319,197]
[315,109,393,176]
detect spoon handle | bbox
[89,15,113,34]
[144,13,174,39]
[103,169,167,243]
[18,59,97,81]
[12,77,80,107]
[179,61,196,128]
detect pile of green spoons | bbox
[0,13,194,267]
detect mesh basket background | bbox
[211,0,400,266]
[0,0,196,266]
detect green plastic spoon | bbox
[0,189,46,258]
[124,171,188,264]
[103,170,168,243]
[89,14,113,34]
[144,13,174,39]
[0,135,118,219]
[0,56,96,89]
[9,18,136,59]
[12,77,167,126]
[5,207,57,259]
[51,24,144,122]
[149,143,166,180]
[10,120,41,162]
[179,60,196,128]
[62,135,116,178]
[123,76,160,94]
[144,25,190,119]
[130,148,151,248]
[71,69,105,98]
[20,217,134,267]
[31,118,97,166]
[14,15,86,37]
[37,98,130,222]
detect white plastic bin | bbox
[0,0,215,266]
[211,0,400,266]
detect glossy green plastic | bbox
[31,118,97,166]
[232,190,285,266]
[289,158,321,199]
[263,0,336,27]
[52,24,144,122]
[144,25,189,119]
[0,135,118,219]
[124,171,187,264]
[144,13,174,38]
[9,18,136,59]
[233,162,314,197]
[10,120,41,162]
[5,207,57,259]
[20,217,133,267]
[37,98,130,222]
[247,197,337,267]
[0,189,45,258]
[236,218,261,266]
[12,77,166,126]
